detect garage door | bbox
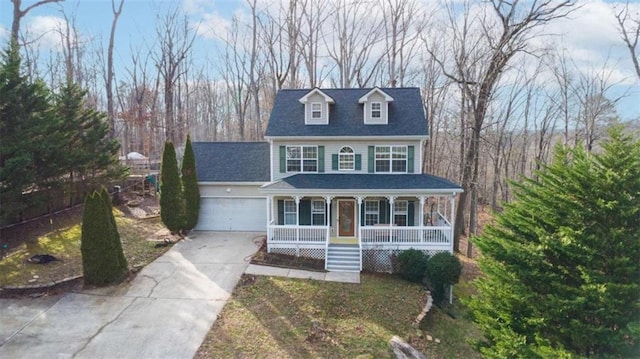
[196,197,266,231]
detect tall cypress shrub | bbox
[81,190,127,286]
[468,127,640,358]
[100,187,127,270]
[181,135,200,231]
[160,141,184,233]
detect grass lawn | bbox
[0,207,170,288]
[196,273,482,358]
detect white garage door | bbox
[197,197,266,231]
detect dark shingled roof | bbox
[261,174,462,191]
[265,88,427,137]
[192,142,270,182]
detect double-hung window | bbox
[364,200,379,226]
[394,201,408,226]
[311,200,325,225]
[371,102,381,119]
[311,103,322,120]
[284,200,297,225]
[375,146,407,173]
[287,145,318,172]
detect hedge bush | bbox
[80,189,128,286]
[395,249,430,283]
[425,252,462,303]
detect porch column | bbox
[323,196,333,242]
[386,196,396,242]
[419,196,425,243]
[450,193,456,253]
[266,195,272,253]
[294,195,301,256]
[356,196,364,241]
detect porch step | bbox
[326,244,360,272]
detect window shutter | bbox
[299,200,311,225]
[318,146,325,172]
[277,200,284,225]
[368,146,375,173]
[380,199,389,224]
[407,146,415,173]
[360,201,365,225]
[332,154,338,170]
[408,201,415,227]
[279,146,286,173]
[355,154,362,171]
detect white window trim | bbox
[311,200,325,225]
[338,146,355,171]
[375,145,407,173]
[364,200,380,226]
[311,102,323,119]
[394,200,408,226]
[371,102,381,119]
[284,200,297,225]
[286,145,318,173]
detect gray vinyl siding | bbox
[271,139,423,181]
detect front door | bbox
[338,200,355,237]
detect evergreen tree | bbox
[160,141,184,233]
[100,187,127,270]
[0,41,54,223]
[53,83,122,184]
[181,135,200,231]
[81,189,128,286]
[468,127,640,358]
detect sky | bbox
[0,0,638,120]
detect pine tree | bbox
[181,135,200,231]
[160,141,184,233]
[53,83,122,184]
[81,189,128,286]
[0,41,54,223]
[468,126,640,358]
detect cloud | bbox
[23,15,69,51]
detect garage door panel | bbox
[196,198,265,231]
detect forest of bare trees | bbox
[6,0,639,249]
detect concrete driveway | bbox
[0,231,261,359]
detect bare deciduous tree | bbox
[106,0,125,139]
[614,1,640,80]
[10,0,63,44]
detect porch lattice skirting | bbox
[362,248,448,273]
[270,247,326,260]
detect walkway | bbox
[246,264,360,283]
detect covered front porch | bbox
[260,174,463,272]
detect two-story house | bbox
[193,87,462,272]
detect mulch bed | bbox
[250,239,326,272]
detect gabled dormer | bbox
[299,88,334,125]
[358,87,394,125]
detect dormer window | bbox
[299,88,334,125]
[359,87,393,125]
[311,103,323,120]
[371,102,381,119]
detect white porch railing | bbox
[267,224,328,256]
[360,226,452,246]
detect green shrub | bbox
[425,252,462,303]
[395,249,430,283]
[80,189,128,286]
[181,135,200,231]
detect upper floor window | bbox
[371,102,381,119]
[338,146,355,171]
[375,146,407,173]
[287,145,318,172]
[311,103,322,120]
